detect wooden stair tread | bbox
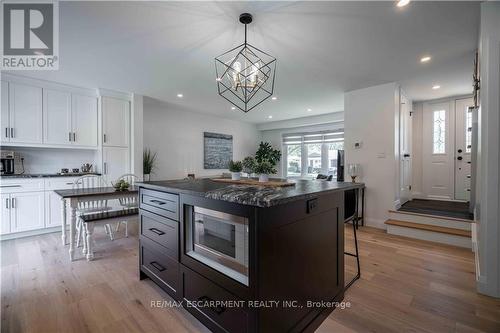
[388,210,474,223]
[385,219,472,238]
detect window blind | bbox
[282,129,344,145]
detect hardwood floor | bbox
[2,224,499,333]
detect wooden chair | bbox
[73,175,111,254]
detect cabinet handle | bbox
[148,227,165,236]
[5,128,9,138]
[197,296,226,315]
[10,128,14,138]
[0,185,21,188]
[150,199,166,206]
[69,132,72,142]
[149,261,166,272]
[103,162,107,174]
[73,132,76,142]
[5,198,9,209]
[103,134,106,143]
[11,197,15,208]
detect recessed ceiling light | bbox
[268,115,273,119]
[396,0,410,7]
[177,93,183,98]
[307,108,312,112]
[271,96,277,100]
[432,85,441,90]
[420,56,431,63]
[231,106,236,110]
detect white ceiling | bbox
[10,1,479,124]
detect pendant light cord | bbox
[244,23,247,44]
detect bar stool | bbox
[344,188,361,290]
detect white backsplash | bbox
[11,147,99,174]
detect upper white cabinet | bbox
[3,82,43,144]
[43,88,72,145]
[71,94,98,147]
[43,88,98,148]
[1,81,9,143]
[102,96,130,147]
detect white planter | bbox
[231,172,241,180]
[259,174,269,182]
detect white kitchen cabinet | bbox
[43,88,72,145]
[103,147,130,183]
[8,82,43,144]
[1,193,11,234]
[10,191,45,233]
[45,191,63,227]
[1,81,9,143]
[71,94,98,147]
[102,96,130,147]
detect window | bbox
[286,144,301,177]
[282,130,344,178]
[433,110,446,154]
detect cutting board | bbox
[211,178,296,187]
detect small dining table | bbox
[54,186,138,261]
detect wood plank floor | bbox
[2,224,500,333]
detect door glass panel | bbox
[433,110,446,154]
[286,144,301,177]
[466,108,472,153]
[306,144,322,177]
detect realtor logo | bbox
[1,1,59,70]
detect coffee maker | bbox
[1,151,22,175]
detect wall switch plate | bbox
[307,198,318,213]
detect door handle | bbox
[150,199,166,205]
[403,154,410,158]
[148,228,165,236]
[197,296,226,315]
[149,261,166,272]
[458,149,463,153]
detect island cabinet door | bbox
[139,236,181,301]
[256,191,345,332]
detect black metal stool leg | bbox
[344,210,361,290]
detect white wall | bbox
[10,147,98,174]
[143,98,261,180]
[261,121,344,178]
[344,82,400,229]
[476,2,500,298]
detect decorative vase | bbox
[259,174,269,182]
[231,172,241,181]
[144,174,151,181]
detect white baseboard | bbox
[0,227,61,241]
[363,218,387,230]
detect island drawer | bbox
[140,210,178,259]
[140,188,179,221]
[140,237,180,300]
[182,267,250,333]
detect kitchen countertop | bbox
[0,173,101,179]
[137,178,364,208]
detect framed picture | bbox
[204,132,233,169]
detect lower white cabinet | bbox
[8,191,45,233]
[1,193,11,234]
[45,191,63,227]
[103,147,130,184]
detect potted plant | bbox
[143,149,157,181]
[242,156,257,178]
[228,160,243,180]
[254,142,282,182]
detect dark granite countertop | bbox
[136,178,364,208]
[0,172,100,179]
[55,186,138,198]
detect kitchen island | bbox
[137,178,363,333]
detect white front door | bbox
[399,93,412,204]
[454,98,474,201]
[423,101,455,200]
